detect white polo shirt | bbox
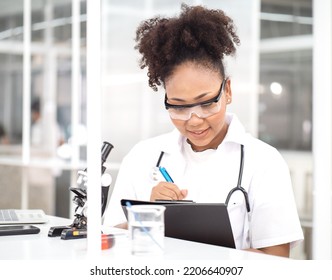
[104,113,304,250]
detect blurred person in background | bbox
[0,122,9,144]
[31,99,65,148]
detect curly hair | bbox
[135,3,240,91]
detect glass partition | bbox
[259,0,313,259]
[0,0,87,218]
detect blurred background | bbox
[0,0,330,260]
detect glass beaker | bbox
[127,204,166,256]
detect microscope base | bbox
[48,225,72,237]
[61,228,87,240]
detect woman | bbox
[104,4,303,257]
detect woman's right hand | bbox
[150,182,188,201]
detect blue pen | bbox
[159,166,174,183]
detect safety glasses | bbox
[164,79,226,121]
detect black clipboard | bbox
[121,199,235,249]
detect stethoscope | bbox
[225,144,250,212]
[153,144,251,213]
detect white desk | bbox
[0,216,283,260]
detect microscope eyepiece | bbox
[101,141,114,163]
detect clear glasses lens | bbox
[168,101,221,120]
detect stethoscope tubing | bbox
[155,144,250,212]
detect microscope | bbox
[48,141,114,240]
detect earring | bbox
[227,99,231,104]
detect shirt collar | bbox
[158,129,184,155]
[159,113,247,154]
[222,113,247,146]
